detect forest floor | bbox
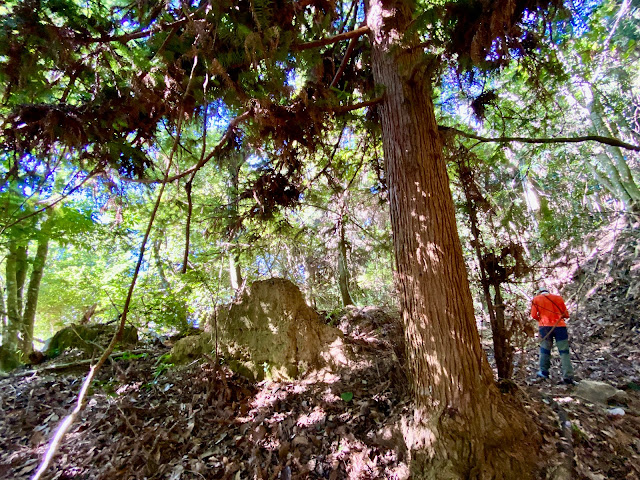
[1,219,639,480]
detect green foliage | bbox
[153,353,174,381]
[117,351,147,362]
[340,391,354,402]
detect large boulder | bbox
[45,323,138,358]
[171,278,346,380]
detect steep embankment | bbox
[521,217,640,479]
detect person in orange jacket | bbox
[531,288,575,384]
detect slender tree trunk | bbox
[153,238,171,292]
[229,254,243,290]
[367,1,539,477]
[4,240,22,351]
[15,244,28,317]
[456,158,513,379]
[0,278,7,341]
[153,236,189,330]
[182,181,193,274]
[491,282,513,379]
[227,152,244,290]
[337,213,354,306]
[303,255,317,308]
[21,236,49,357]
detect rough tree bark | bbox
[367,1,540,477]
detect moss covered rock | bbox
[45,324,138,358]
[0,346,22,371]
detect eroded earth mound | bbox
[171,278,347,380]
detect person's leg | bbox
[555,327,574,380]
[538,326,552,378]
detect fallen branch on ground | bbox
[12,349,155,377]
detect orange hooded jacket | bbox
[530,293,569,327]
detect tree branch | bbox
[330,96,383,114]
[80,18,189,44]
[123,111,252,185]
[330,34,360,89]
[443,126,640,152]
[293,26,370,51]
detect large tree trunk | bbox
[367,1,539,477]
[21,235,50,357]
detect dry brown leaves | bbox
[0,308,410,480]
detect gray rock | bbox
[574,380,628,405]
[607,407,625,416]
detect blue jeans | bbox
[539,326,574,379]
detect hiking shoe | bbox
[562,377,575,385]
[532,371,549,383]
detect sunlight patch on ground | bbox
[296,407,327,428]
[554,396,575,404]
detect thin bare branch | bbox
[443,126,640,152]
[31,55,202,480]
[123,111,252,185]
[293,26,370,51]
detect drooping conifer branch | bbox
[443,126,640,151]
